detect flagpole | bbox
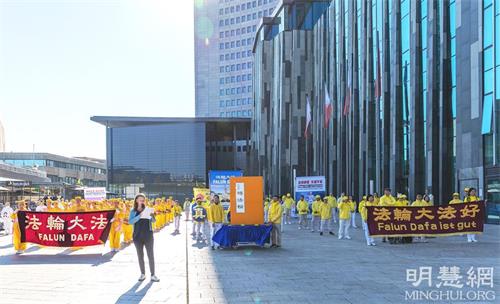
[375,30,381,194]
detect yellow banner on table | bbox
[193,187,210,200]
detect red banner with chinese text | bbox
[18,210,116,247]
[366,202,485,237]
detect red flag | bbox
[324,85,332,128]
[304,95,312,138]
[343,59,351,116]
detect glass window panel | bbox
[484,134,494,165]
[450,2,456,37]
[484,46,494,71]
[484,6,494,48]
[482,94,494,134]
[497,68,500,99]
[485,69,494,93]
[496,16,500,66]
[451,56,456,86]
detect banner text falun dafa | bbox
[367,202,485,237]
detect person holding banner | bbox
[296,195,309,230]
[310,196,322,233]
[359,195,376,246]
[338,196,353,240]
[129,193,159,282]
[464,188,480,243]
[319,197,334,236]
[268,195,283,248]
[208,195,224,250]
[411,194,430,243]
[449,193,463,204]
[12,201,28,254]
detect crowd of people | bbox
[263,187,482,247]
[0,196,185,254]
[0,186,482,255]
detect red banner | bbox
[366,202,485,237]
[18,210,116,247]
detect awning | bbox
[0,186,9,191]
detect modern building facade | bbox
[252,0,499,214]
[194,0,278,118]
[0,152,106,187]
[91,116,251,199]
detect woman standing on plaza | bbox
[128,193,160,282]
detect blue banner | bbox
[209,170,243,209]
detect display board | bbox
[294,176,326,202]
[229,176,264,225]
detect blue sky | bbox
[0,0,195,159]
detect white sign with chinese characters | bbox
[235,182,245,213]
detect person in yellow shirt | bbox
[296,195,309,230]
[379,188,396,206]
[338,196,354,239]
[268,195,283,248]
[310,195,322,233]
[449,193,463,204]
[122,201,134,244]
[208,195,224,250]
[264,197,270,223]
[172,200,183,234]
[464,187,480,243]
[319,197,334,236]
[109,200,123,252]
[395,194,409,206]
[71,197,86,212]
[410,194,430,242]
[327,193,338,224]
[464,188,479,203]
[12,201,28,254]
[359,195,376,246]
[283,193,295,225]
[373,192,380,205]
[411,194,428,207]
[348,196,358,228]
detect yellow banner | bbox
[193,187,210,200]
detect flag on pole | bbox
[343,58,351,116]
[374,32,382,99]
[324,84,333,128]
[304,94,312,138]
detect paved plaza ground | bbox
[0,218,499,304]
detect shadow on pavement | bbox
[0,252,114,265]
[114,281,153,304]
[0,243,13,249]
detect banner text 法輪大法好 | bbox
[366,202,485,237]
[17,210,115,247]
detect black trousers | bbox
[133,236,155,275]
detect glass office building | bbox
[194,0,278,118]
[252,0,500,222]
[91,117,251,199]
